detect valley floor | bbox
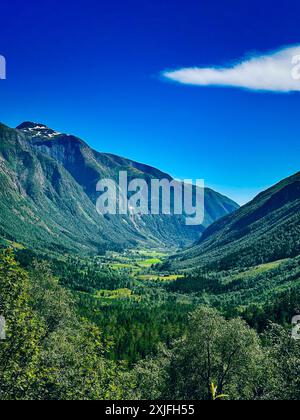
[51,248,300,364]
[1,245,300,400]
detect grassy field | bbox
[85,249,173,306]
[109,263,133,270]
[230,259,289,281]
[137,258,162,268]
[99,249,167,273]
[77,288,141,307]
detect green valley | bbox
[0,122,299,401]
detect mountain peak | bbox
[17,122,48,130]
[17,122,61,139]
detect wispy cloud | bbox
[163,45,300,93]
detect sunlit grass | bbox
[231,259,289,281]
[137,258,162,268]
[94,288,133,299]
[135,250,168,258]
[109,263,133,270]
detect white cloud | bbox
[163,45,300,92]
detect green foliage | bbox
[131,307,300,401]
[262,324,300,400]
[127,347,171,400]
[76,289,192,366]
[55,256,133,293]
[164,307,264,400]
[0,246,299,400]
[0,249,44,399]
[167,256,300,332]
[0,251,129,400]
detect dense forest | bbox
[0,247,299,400]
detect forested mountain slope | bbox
[170,171,300,270]
[0,122,238,254]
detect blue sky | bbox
[1,0,300,204]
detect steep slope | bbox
[171,171,300,270]
[0,122,239,254]
[0,123,132,254]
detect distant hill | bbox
[0,122,238,254]
[170,171,300,270]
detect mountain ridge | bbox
[0,121,239,254]
[170,170,300,270]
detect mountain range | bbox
[170,170,300,270]
[0,122,238,254]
